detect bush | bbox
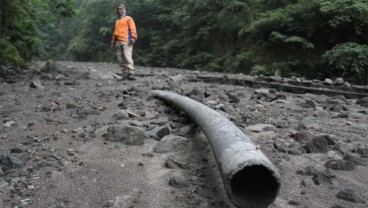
[322,42,368,84]
[0,37,23,66]
[42,60,60,73]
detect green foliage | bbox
[322,42,368,84]
[3,0,366,84]
[0,37,23,65]
[67,0,120,61]
[217,1,257,33]
[0,0,76,66]
[320,0,368,29]
[42,60,60,73]
[269,32,314,50]
[60,0,367,84]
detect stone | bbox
[312,172,334,185]
[153,135,188,153]
[226,93,240,103]
[305,135,336,153]
[323,78,333,85]
[246,124,275,133]
[325,160,355,171]
[304,99,318,108]
[301,178,314,187]
[336,189,365,203]
[356,148,368,158]
[146,124,172,141]
[327,150,343,160]
[105,124,145,145]
[164,156,188,169]
[292,130,314,143]
[168,173,189,188]
[356,97,368,107]
[0,155,25,172]
[333,78,344,86]
[30,80,45,89]
[112,110,129,120]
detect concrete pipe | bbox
[152,90,280,208]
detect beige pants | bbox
[115,41,135,75]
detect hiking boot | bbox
[125,72,136,80]
[121,72,129,80]
[127,74,136,80]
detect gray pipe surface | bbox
[152,90,280,208]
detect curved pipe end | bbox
[229,164,280,208]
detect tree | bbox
[0,0,75,66]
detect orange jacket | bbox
[112,15,138,43]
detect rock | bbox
[82,68,115,79]
[254,88,272,95]
[301,178,314,187]
[312,171,334,185]
[333,78,344,86]
[112,110,129,120]
[356,97,368,107]
[327,97,348,106]
[164,156,188,169]
[0,177,8,193]
[30,80,45,89]
[298,117,321,130]
[168,172,189,188]
[144,110,159,119]
[305,135,336,153]
[177,124,196,136]
[314,108,330,118]
[129,120,144,127]
[336,188,365,203]
[323,78,333,85]
[246,124,275,133]
[304,99,318,108]
[344,154,368,167]
[3,121,15,128]
[146,124,172,141]
[297,166,318,176]
[73,127,85,134]
[27,185,35,190]
[105,124,145,145]
[356,148,368,158]
[292,130,314,143]
[273,140,304,154]
[297,166,334,185]
[10,146,27,154]
[169,74,184,82]
[251,131,277,143]
[35,160,60,169]
[327,150,343,160]
[153,135,188,153]
[324,160,355,171]
[226,93,240,103]
[0,155,25,172]
[76,107,100,118]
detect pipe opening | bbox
[230,165,279,208]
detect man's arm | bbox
[128,18,138,43]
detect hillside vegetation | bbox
[1,0,367,84]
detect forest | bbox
[1,0,367,84]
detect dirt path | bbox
[0,61,367,208]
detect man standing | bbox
[111,4,138,80]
